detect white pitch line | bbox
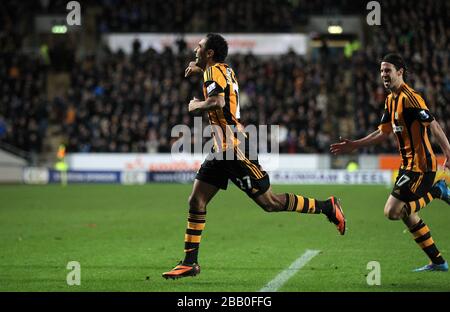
[259,249,320,292]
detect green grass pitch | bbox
[1,184,449,292]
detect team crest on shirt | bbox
[419,110,429,120]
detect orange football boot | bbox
[162,261,201,279]
[327,196,346,235]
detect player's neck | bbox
[205,61,218,70]
[391,81,405,97]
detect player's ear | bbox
[206,49,214,60]
[398,68,404,78]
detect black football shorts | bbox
[391,169,436,202]
[195,147,270,198]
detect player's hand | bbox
[330,137,357,155]
[185,62,203,78]
[188,97,201,114]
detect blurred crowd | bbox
[96,0,364,33]
[0,0,448,157]
[0,54,48,154]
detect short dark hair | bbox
[381,53,407,79]
[205,33,228,63]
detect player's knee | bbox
[384,208,402,220]
[188,195,207,210]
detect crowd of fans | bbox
[0,0,448,157]
[0,54,48,154]
[96,0,364,34]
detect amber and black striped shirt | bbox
[378,83,437,172]
[202,63,243,151]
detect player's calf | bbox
[188,195,208,211]
[255,193,285,212]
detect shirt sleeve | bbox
[203,66,226,97]
[378,99,392,134]
[404,93,434,125]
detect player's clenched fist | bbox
[185,61,203,77]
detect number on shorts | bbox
[236,176,252,190]
[396,174,411,187]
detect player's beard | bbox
[196,54,206,70]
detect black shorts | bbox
[391,169,436,202]
[195,148,270,198]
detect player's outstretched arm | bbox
[185,61,203,77]
[330,129,390,155]
[430,120,450,170]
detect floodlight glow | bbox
[52,25,68,34]
[327,25,343,34]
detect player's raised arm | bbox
[184,61,203,77]
[429,120,450,170]
[330,130,390,155]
